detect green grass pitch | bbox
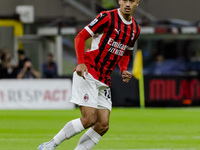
[0,108,200,150]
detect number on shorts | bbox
[104,89,111,100]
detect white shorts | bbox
[70,72,112,111]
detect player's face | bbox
[119,0,139,15]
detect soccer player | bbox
[38,0,140,149]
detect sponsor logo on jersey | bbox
[90,18,98,26]
[84,93,89,102]
[107,37,128,56]
[114,28,120,35]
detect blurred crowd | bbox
[143,53,200,76]
[1,46,200,79]
[0,48,58,79]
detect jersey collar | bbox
[117,8,132,25]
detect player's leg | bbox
[75,108,110,150]
[53,106,98,144]
[38,72,99,150]
[38,106,98,150]
[38,118,85,150]
[93,108,110,135]
[74,86,112,149]
[79,106,98,129]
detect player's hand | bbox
[122,71,132,83]
[76,63,88,79]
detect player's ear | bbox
[118,0,122,5]
[136,0,139,6]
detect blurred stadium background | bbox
[0,0,200,149]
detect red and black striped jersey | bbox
[83,9,140,86]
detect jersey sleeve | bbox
[74,28,91,64]
[118,50,131,73]
[84,11,110,36]
[118,22,141,73]
[74,11,109,65]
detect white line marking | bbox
[95,149,196,150]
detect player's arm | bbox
[74,28,91,79]
[119,23,141,83]
[75,11,109,79]
[118,50,132,83]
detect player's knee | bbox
[87,116,97,127]
[101,122,109,133]
[81,117,97,129]
[97,121,109,134]
[101,125,109,134]
[81,112,97,128]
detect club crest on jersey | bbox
[84,93,89,102]
[131,32,135,40]
[90,18,98,26]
